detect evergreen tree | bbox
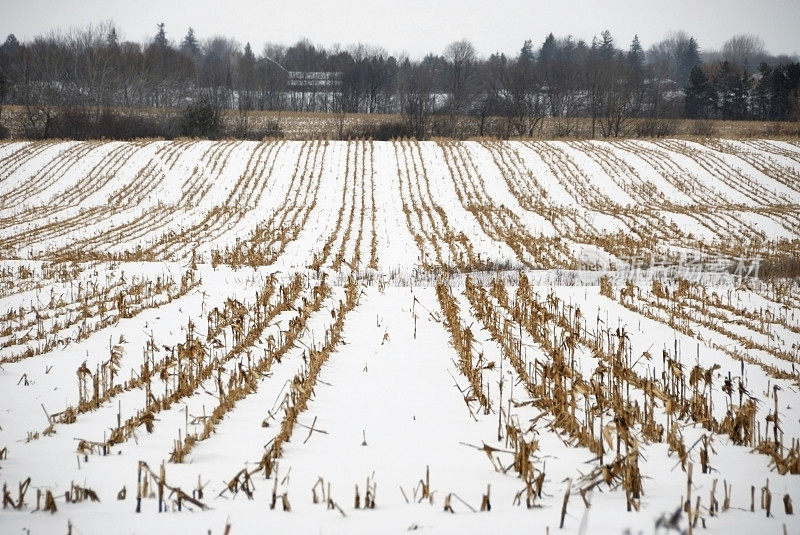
[713,61,739,119]
[751,63,771,120]
[239,43,256,87]
[243,42,254,62]
[2,34,19,55]
[154,22,168,48]
[180,98,220,138]
[538,33,557,66]
[599,29,614,56]
[676,36,700,87]
[106,26,118,47]
[519,39,534,66]
[628,34,645,70]
[684,65,710,118]
[181,27,200,58]
[730,70,751,119]
[770,63,800,120]
[0,35,19,109]
[237,42,257,110]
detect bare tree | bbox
[234,42,256,135]
[200,37,239,110]
[598,60,641,137]
[1,21,798,139]
[538,34,586,135]
[443,40,476,137]
[647,31,700,87]
[16,35,68,137]
[722,34,766,73]
[257,43,288,111]
[399,59,435,139]
[65,23,118,112]
[484,46,545,137]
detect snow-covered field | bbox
[0,138,799,534]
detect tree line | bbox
[0,22,797,139]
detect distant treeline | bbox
[0,23,798,140]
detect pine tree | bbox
[752,63,772,120]
[2,34,19,55]
[239,43,255,87]
[676,37,701,87]
[181,27,199,58]
[628,35,645,71]
[154,22,168,48]
[730,70,752,119]
[599,30,615,58]
[684,65,710,118]
[106,27,118,47]
[714,61,739,119]
[770,63,800,120]
[519,39,534,67]
[243,42,254,62]
[539,33,557,66]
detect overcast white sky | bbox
[1,0,798,58]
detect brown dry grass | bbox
[3,104,799,140]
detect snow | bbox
[1,139,799,534]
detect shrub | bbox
[343,120,414,140]
[94,109,176,139]
[24,107,173,140]
[240,118,284,140]
[690,119,717,137]
[180,99,221,139]
[634,117,678,137]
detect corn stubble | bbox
[0,138,798,531]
